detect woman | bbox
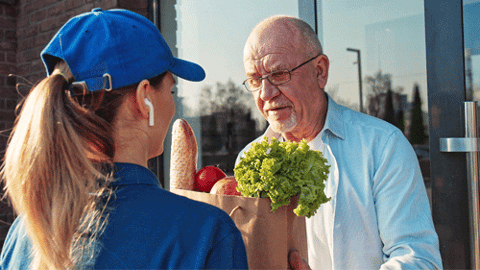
[0,8,248,270]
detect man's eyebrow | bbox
[246,72,259,78]
[266,61,287,72]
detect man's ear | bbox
[135,79,151,121]
[315,54,329,88]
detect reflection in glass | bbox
[464,1,480,102]
[173,1,299,175]
[318,0,429,176]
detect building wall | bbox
[0,0,19,250]
[0,0,149,250]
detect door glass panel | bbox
[464,0,480,103]
[317,0,430,190]
[463,0,480,137]
[163,0,430,191]
[463,1,480,268]
[163,1,299,186]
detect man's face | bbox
[243,25,328,138]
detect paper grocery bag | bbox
[171,188,308,270]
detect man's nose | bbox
[259,79,280,101]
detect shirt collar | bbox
[111,162,160,187]
[322,94,345,140]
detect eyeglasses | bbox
[242,53,322,92]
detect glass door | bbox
[318,0,477,268]
[158,0,477,268]
[425,0,480,268]
[160,0,301,189]
[316,0,477,268]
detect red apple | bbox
[195,166,227,192]
[210,176,241,196]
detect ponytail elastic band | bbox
[56,73,70,84]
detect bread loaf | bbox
[170,119,197,190]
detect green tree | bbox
[409,83,427,144]
[199,79,257,157]
[383,88,395,125]
[396,109,405,133]
[365,70,392,117]
[199,79,251,116]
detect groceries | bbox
[170,119,330,218]
[195,165,226,192]
[210,176,241,196]
[169,119,322,269]
[170,119,197,190]
[234,137,330,217]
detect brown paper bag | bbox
[171,188,308,270]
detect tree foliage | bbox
[409,83,427,144]
[366,70,392,117]
[383,89,395,125]
[396,109,405,133]
[199,79,251,116]
[199,79,259,156]
[365,70,408,132]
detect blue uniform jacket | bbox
[0,163,248,269]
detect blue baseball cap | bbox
[41,8,205,92]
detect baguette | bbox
[170,119,197,190]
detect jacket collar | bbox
[111,162,160,187]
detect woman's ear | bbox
[135,79,151,122]
[315,54,329,88]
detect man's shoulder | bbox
[334,102,402,137]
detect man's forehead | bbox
[244,54,293,77]
[243,21,304,74]
[245,53,285,67]
[245,35,303,61]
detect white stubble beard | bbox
[268,111,298,134]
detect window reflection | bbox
[173,0,299,175]
[199,80,261,173]
[169,0,430,176]
[318,0,429,180]
[464,0,480,102]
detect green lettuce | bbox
[234,137,331,218]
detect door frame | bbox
[424,0,471,268]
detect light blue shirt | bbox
[236,95,442,269]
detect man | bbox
[236,15,442,269]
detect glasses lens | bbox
[269,70,290,85]
[245,78,262,91]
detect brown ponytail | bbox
[2,62,116,269]
[2,60,167,269]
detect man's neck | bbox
[282,94,328,143]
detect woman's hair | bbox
[1,61,166,269]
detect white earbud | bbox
[144,98,154,127]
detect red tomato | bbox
[195,166,227,192]
[210,176,241,196]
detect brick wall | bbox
[0,0,149,250]
[0,0,19,250]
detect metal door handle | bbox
[440,137,479,152]
[440,101,479,269]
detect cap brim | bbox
[169,58,206,82]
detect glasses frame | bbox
[242,53,322,92]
